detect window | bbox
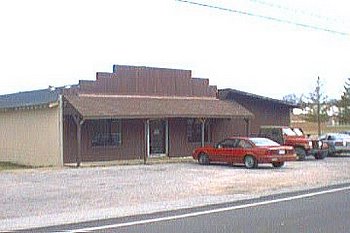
[292,128,304,136]
[237,139,253,148]
[250,138,280,147]
[187,119,209,143]
[91,119,121,147]
[218,139,237,148]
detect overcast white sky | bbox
[0,0,349,99]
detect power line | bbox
[247,0,343,24]
[175,0,349,36]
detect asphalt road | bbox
[23,183,350,233]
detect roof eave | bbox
[81,114,253,120]
[0,102,59,112]
[219,88,298,108]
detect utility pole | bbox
[316,76,321,136]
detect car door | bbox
[213,139,237,162]
[217,139,242,163]
[324,135,336,147]
[229,139,251,163]
[319,134,335,153]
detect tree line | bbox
[283,77,350,128]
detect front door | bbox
[149,120,167,156]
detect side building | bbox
[0,89,63,166]
[218,88,297,138]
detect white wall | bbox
[0,105,62,166]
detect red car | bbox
[192,137,296,168]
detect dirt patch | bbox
[0,162,30,171]
[1,157,350,230]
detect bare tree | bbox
[305,77,329,136]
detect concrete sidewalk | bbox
[2,157,350,231]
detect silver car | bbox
[319,133,350,156]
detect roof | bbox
[65,94,254,119]
[0,88,61,110]
[219,88,299,108]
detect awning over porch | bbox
[64,94,254,120]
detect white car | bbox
[319,133,350,156]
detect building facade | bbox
[0,65,295,167]
[62,65,253,165]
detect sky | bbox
[0,0,349,100]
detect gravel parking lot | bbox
[1,157,350,231]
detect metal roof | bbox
[219,88,299,108]
[0,88,61,110]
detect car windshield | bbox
[333,134,350,139]
[282,128,297,136]
[293,128,303,136]
[250,138,280,147]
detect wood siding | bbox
[63,117,237,162]
[222,93,291,136]
[63,118,145,163]
[65,65,218,98]
[168,118,202,157]
[211,118,248,141]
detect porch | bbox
[62,94,253,166]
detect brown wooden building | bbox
[0,65,295,167]
[62,65,253,165]
[218,88,297,137]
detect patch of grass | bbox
[292,121,350,136]
[65,156,195,168]
[0,162,30,171]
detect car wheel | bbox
[314,151,327,160]
[198,153,209,165]
[295,147,306,161]
[328,146,336,157]
[272,162,285,168]
[244,155,257,169]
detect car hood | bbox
[285,135,309,143]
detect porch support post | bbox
[244,118,250,137]
[73,115,84,167]
[200,118,206,147]
[165,119,169,157]
[144,119,149,165]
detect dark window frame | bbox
[91,119,122,147]
[187,119,210,143]
[218,139,237,148]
